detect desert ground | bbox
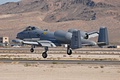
[0,48,120,80]
[0,63,120,80]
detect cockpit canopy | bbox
[24,26,38,31]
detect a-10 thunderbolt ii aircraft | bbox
[13,26,109,58]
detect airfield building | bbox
[0,37,9,46]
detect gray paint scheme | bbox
[70,30,82,49]
[13,26,109,58]
[98,27,109,46]
[14,26,109,47]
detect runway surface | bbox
[0,48,120,55]
[0,48,120,65]
[1,60,120,65]
[1,47,120,51]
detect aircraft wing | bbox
[87,31,99,38]
[13,39,56,47]
[22,41,38,45]
[23,40,56,47]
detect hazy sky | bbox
[0,0,20,5]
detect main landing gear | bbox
[30,45,35,53]
[67,45,72,55]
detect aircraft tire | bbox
[30,48,34,53]
[67,49,72,55]
[42,52,48,58]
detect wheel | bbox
[30,48,34,53]
[67,49,72,55]
[42,52,48,58]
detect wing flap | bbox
[38,40,56,47]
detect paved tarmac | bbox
[0,60,120,65]
[0,48,120,65]
[0,48,120,55]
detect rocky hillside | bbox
[0,0,119,22]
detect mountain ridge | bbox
[0,0,119,22]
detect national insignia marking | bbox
[43,32,47,35]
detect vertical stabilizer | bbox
[70,30,82,49]
[98,27,109,47]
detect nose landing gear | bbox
[30,45,35,53]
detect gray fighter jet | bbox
[13,26,109,58]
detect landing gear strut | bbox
[67,45,72,55]
[30,45,35,53]
[30,48,34,53]
[42,47,48,58]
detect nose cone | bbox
[16,32,24,39]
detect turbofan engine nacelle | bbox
[68,29,89,39]
[84,33,89,39]
[68,29,78,33]
[54,30,72,43]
